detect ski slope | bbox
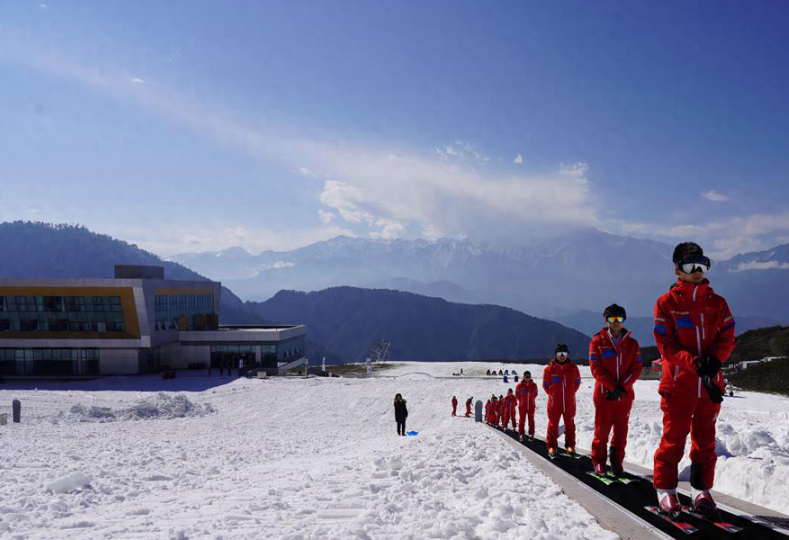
[0,361,787,539]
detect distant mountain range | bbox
[170,230,789,328]
[170,230,676,318]
[246,287,590,363]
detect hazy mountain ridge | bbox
[246,286,591,363]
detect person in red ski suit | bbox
[502,388,517,429]
[488,395,497,424]
[589,304,642,475]
[653,242,735,519]
[501,390,512,428]
[451,396,458,416]
[543,344,581,456]
[484,399,491,424]
[516,371,538,441]
[465,397,473,417]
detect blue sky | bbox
[1,1,788,259]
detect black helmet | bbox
[603,304,627,319]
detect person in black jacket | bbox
[394,393,408,436]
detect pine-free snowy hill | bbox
[247,287,591,363]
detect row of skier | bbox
[465,242,735,521]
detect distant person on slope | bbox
[543,344,581,457]
[498,394,505,426]
[465,397,473,417]
[451,396,458,416]
[394,393,409,436]
[589,304,643,476]
[652,242,735,519]
[516,371,539,441]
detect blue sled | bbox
[406,431,419,436]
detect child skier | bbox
[516,371,538,441]
[589,303,642,475]
[543,344,581,457]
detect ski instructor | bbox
[653,242,735,519]
[589,303,642,476]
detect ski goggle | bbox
[677,256,711,274]
[555,352,569,358]
[606,316,625,324]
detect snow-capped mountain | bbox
[170,232,789,325]
[169,229,676,317]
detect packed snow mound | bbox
[69,393,215,422]
[47,472,92,494]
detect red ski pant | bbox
[546,403,576,450]
[502,407,510,427]
[653,389,721,490]
[592,398,633,466]
[518,406,535,437]
[452,404,457,416]
[465,404,471,417]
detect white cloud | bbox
[130,77,145,84]
[559,162,590,179]
[297,167,317,177]
[610,212,789,260]
[513,154,523,164]
[702,190,729,202]
[318,209,336,225]
[731,260,789,272]
[317,157,597,243]
[257,261,296,272]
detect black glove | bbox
[613,385,627,400]
[701,375,724,404]
[605,390,616,401]
[696,356,721,378]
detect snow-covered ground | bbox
[0,361,787,540]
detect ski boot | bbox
[657,491,682,520]
[547,447,557,457]
[565,446,576,456]
[609,446,624,476]
[692,491,721,520]
[593,463,606,474]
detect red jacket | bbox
[515,379,538,412]
[654,278,736,396]
[542,359,581,412]
[505,392,516,413]
[589,328,642,400]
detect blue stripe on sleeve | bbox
[654,324,666,336]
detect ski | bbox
[586,472,638,485]
[558,452,583,460]
[681,506,743,533]
[587,472,620,485]
[645,506,698,535]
